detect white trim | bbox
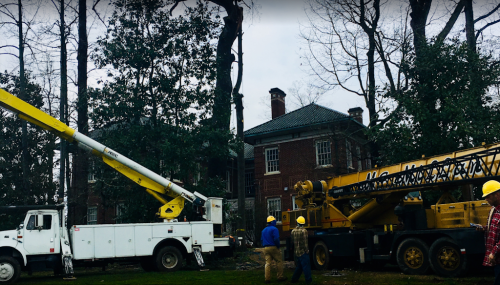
[87,206,97,225]
[316,140,332,166]
[267,197,282,223]
[265,147,280,174]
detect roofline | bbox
[244,103,355,134]
[245,116,365,140]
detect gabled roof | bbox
[245,103,355,137]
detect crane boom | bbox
[0,88,207,219]
[329,143,500,199]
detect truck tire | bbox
[140,256,157,272]
[0,256,21,283]
[155,246,183,272]
[312,241,329,270]
[429,237,467,277]
[396,238,430,275]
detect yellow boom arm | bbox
[0,88,206,220]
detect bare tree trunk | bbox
[409,0,431,58]
[59,0,68,203]
[70,0,89,226]
[18,0,30,205]
[233,26,245,247]
[207,1,243,179]
[463,0,476,52]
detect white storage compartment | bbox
[191,222,214,252]
[70,226,95,260]
[114,226,135,257]
[204,197,223,224]
[134,225,154,256]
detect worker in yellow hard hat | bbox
[291,216,312,284]
[261,216,287,283]
[481,180,500,284]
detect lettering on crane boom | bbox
[329,146,500,198]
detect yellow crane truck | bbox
[283,144,499,277]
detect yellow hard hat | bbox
[267,216,276,223]
[483,180,500,197]
[297,216,305,225]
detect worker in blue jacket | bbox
[261,216,287,283]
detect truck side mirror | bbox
[17,223,24,231]
[36,215,44,231]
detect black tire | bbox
[140,256,157,272]
[312,241,330,270]
[155,246,183,272]
[0,256,21,283]
[396,238,430,275]
[429,237,467,277]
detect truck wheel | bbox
[140,256,157,272]
[429,238,467,277]
[155,246,183,272]
[396,238,430,275]
[0,256,21,283]
[312,241,329,270]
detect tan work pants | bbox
[264,246,283,281]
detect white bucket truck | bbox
[0,89,235,283]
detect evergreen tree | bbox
[0,73,57,229]
[372,41,500,165]
[89,0,225,223]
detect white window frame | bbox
[267,198,282,223]
[291,196,299,210]
[88,161,96,183]
[346,140,353,169]
[316,140,332,166]
[245,171,254,195]
[356,146,362,171]
[87,206,97,225]
[265,147,280,174]
[115,203,125,224]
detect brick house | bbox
[244,88,370,240]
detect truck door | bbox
[23,213,58,254]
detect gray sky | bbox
[0,0,370,131]
[239,0,369,130]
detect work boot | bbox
[277,276,288,282]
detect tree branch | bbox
[474,2,500,23]
[435,1,464,44]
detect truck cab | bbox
[0,206,71,283]
[21,210,61,256]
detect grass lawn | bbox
[16,262,495,285]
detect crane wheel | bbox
[429,237,467,277]
[312,241,329,270]
[155,246,183,272]
[0,256,21,283]
[396,238,430,275]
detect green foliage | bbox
[371,41,500,165]
[0,73,57,210]
[88,0,229,222]
[15,263,494,284]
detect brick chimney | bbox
[348,107,363,124]
[270,88,286,119]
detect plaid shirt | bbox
[484,205,500,266]
[291,226,309,257]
